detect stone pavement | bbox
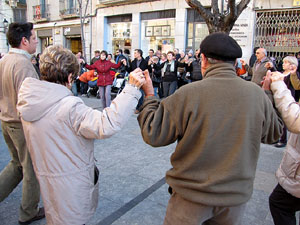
[0,95,298,225]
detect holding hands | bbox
[262,71,285,90]
[121,59,127,66]
[128,68,146,89]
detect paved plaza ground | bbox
[0,95,298,225]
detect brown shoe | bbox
[19,207,45,225]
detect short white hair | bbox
[283,56,298,67]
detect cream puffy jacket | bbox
[271,80,300,198]
[17,77,141,225]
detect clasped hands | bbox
[128,68,155,96]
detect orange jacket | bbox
[79,70,97,83]
[236,65,247,76]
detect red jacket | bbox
[85,60,121,86]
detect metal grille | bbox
[254,9,300,65]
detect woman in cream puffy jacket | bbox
[263,68,300,225]
[17,45,145,225]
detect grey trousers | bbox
[0,121,40,222]
[163,81,177,98]
[99,85,112,108]
[163,192,246,225]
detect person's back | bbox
[0,53,38,122]
[17,45,145,224]
[138,33,283,225]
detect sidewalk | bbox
[0,95,295,225]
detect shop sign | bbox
[229,20,250,47]
[145,25,170,37]
[64,27,71,35]
[112,29,130,38]
[293,0,300,6]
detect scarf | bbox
[162,60,175,77]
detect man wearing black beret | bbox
[137,32,283,225]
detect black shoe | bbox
[274,142,286,148]
[19,207,45,225]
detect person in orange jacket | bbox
[79,70,98,96]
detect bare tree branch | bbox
[236,0,251,17]
[83,0,90,23]
[227,0,237,20]
[224,0,237,28]
[185,0,250,34]
[211,0,219,15]
[185,0,215,32]
[185,0,213,23]
[77,0,90,59]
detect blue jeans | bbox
[71,82,78,96]
[88,80,97,88]
[98,85,112,108]
[154,87,158,97]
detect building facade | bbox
[0,0,26,54]
[25,0,300,64]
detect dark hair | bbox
[108,53,113,58]
[253,47,259,54]
[124,49,130,54]
[135,49,143,57]
[6,22,33,48]
[118,49,123,54]
[167,51,175,57]
[39,45,79,85]
[149,49,154,53]
[100,50,108,57]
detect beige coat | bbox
[17,77,141,225]
[0,50,38,122]
[271,81,300,198]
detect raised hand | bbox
[128,68,145,89]
[265,62,274,69]
[240,59,246,66]
[142,69,155,97]
[261,70,272,90]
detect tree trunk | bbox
[77,0,90,60]
[185,0,250,34]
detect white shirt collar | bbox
[9,48,32,59]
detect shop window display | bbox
[142,19,175,54]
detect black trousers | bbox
[269,183,300,225]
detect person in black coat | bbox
[125,49,148,72]
[124,49,149,112]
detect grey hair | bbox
[207,58,235,65]
[283,56,298,67]
[261,48,267,56]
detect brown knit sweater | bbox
[138,62,283,206]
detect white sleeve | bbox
[70,85,141,139]
[271,81,300,134]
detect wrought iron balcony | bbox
[33,4,50,22]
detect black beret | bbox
[200,32,242,61]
